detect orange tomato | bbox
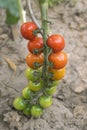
[26,53,44,69]
[49,67,66,80]
[27,37,44,54]
[48,51,68,69]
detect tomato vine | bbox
[13,0,68,118]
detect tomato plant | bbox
[26,53,44,69]
[47,34,65,52]
[27,37,44,54]
[13,0,68,118]
[13,97,26,110]
[48,51,68,69]
[20,22,37,40]
[31,105,43,117]
[39,95,52,108]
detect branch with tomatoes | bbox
[13,0,68,118]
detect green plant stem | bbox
[39,0,49,88]
[17,0,26,23]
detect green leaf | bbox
[0,0,20,24]
[6,10,19,25]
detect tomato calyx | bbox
[33,62,42,68]
[33,48,44,55]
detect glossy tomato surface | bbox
[26,53,44,69]
[27,37,44,54]
[48,51,68,69]
[47,34,65,52]
[20,22,37,40]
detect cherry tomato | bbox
[31,105,43,117]
[45,81,59,95]
[26,53,44,69]
[23,104,31,116]
[22,86,33,99]
[20,22,37,40]
[25,68,42,82]
[13,97,26,110]
[39,95,52,108]
[29,80,42,92]
[47,34,65,52]
[48,51,68,69]
[49,67,66,80]
[45,86,57,95]
[27,37,44,54]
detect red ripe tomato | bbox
[48,51,68,69]
[47,34,65,52]
[27,37,44,54]
[26,53,44,69]
[20,22,37,40]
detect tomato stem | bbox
[17,0,26,23]
[27,0,40,28]
[39,0,49,88]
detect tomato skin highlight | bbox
[49,67,66,80]
[13,97,26,110]
[48,51,68,69]
[39,95,52,108]
[20,22,37,40]
[47,34,65,52]
[26,53,44,69]
[31,105,43,117]
[27,37,44,54]
[29,80,42,92]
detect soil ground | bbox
[0,0,87,130]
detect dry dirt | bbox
[0,0,87,130]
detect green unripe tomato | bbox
[25,68,41,82]
[23,104,31,116]
[45,86,57,95]
[39,95,52,108]
[45,80,59,95]
[31,105,43,117]
[29,80,42,92]
[22,86,32,99]
[13,97,26,110]
[53,80,59,86]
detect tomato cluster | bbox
[13,22,68,118]
[47,34,68,80]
